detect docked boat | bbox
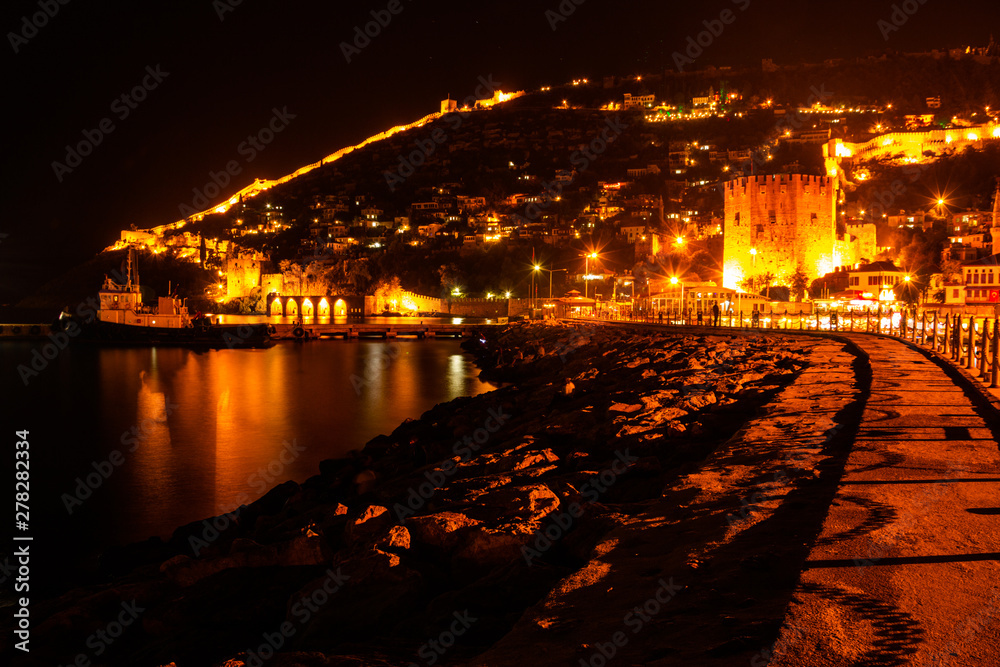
[68,255,273,348]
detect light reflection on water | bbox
[4,339,493,588]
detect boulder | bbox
[406,512,481,550]
[160,533,326,587]
[344,505,393,546]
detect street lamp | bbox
[584,252,599,301]
[532,264,541,310]
[670,276,685,319]
[537,267,569,299]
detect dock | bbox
[271,322,492,340]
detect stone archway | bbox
[269,298,284,317]
[286,298,298,317]
[318,298,331,317]
[302,298,314,318]
[334,298,347,317]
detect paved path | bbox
[773,334,1000,666]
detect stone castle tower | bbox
[723,174,839,289]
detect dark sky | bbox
[1,0,997,301]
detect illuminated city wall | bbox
[723,175,838,289]
[261,273,283,295]
[825,122,1000,165]
[371,290,442,315]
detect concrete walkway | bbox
[772,334,1000,666]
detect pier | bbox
[270,322,491,340]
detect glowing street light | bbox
[531,265,541,309]
[584,252,600,301]
[670,276,686,318]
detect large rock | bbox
[406,512,481,550]
[160,533,326,587]
[344,505,394,546]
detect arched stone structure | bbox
[265,294,365,318]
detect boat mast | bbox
[126,248,133,289]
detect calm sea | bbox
[1,338,494,595]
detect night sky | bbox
[2,0,997,302]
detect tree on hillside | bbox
[346,261,372,295]
[438,263,462,295]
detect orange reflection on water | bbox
[97,341,493,541]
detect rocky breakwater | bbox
[7,322,820,667]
